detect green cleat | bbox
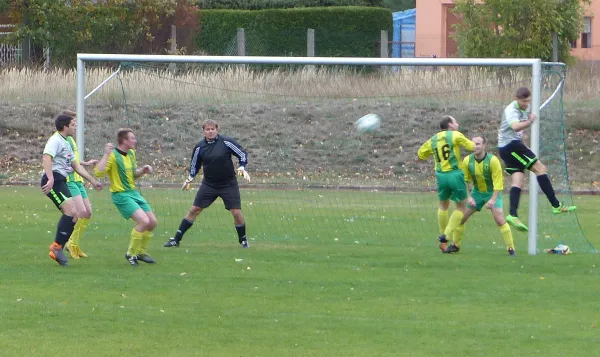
[552,203,577,214]
[506,215,528,232]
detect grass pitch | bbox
[1,186,599,357]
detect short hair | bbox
[472,135,486,144]
[55,114,74,131]
[62,110,76,117]
[515,87,531,99]
[202,119,219,130]
[117,128,134,144]
[440,115,455,130]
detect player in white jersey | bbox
[497,87,576,232]
[41,114,103,266]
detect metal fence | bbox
[0,24,22,66]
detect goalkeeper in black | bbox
[164,119,251,248]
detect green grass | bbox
[1,186,599,357]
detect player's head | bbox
[117,128,136,150]
[472,135,486,155]
[55,114,76,135]
[202,119,219,141]
[440,115,458,131]
[515,87,531,110]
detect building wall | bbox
[416,0,600,61]
[571,1,600,61]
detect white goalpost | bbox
[76,54,545,254]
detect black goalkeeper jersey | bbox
[188,134,248,185]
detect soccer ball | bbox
[354,113,381,134]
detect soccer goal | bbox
[75,54,595,255]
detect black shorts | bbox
[193,179,241,210]
[41,172,72,210]
[498,140,538,174]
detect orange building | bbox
[415,0,600,61]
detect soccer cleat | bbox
[438,234,448,252]
[65,241,80,260]
[163,238,180,247]
[137,253,156,264]
[508,247,516,256]
[77,248,88,258]
[445,243,460,254]
[552,203,577,214]
[240,239,250,248]
[125,253,139,266]
[506,215,528,232]
[49,242,68,266]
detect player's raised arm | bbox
[455,132,475,152]
[95,143,114,177]
[417,139,432,160]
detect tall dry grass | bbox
[4,64,594,106]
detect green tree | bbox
[383,0,414,12]
[453,0,589,63]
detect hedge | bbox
[195,0,384,10]
[196,7,393,57]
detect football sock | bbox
[140,230,153,255]
[437,208,449,235]
[443,210,464,240]
[235,223,246,243]
[453,224,465,247]
[55,214,77,246]
[69,217,90,246]
[499,223,514,250]
[536,174,560,208]
[127,229,144,256]
[509,186,521,217]
[174,218,194,241]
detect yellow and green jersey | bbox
[418,130,475,173]
[66,136,84,183]
[462,153,503,193]
[95,148,138,193]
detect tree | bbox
[383,0,414,12]
[452,0,589,63]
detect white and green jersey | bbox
[43,132,74,178]
[497,100,529,148]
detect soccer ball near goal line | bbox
[355,113,381,134]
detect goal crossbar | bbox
[75,54,544,255]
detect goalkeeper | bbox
[164,119,251,248]
[444,136,516,256]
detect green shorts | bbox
[435,170,468,203]
[67,181,88,199]
[111,190,152,219]
[468,190,503,211]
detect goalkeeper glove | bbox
[237,167,251,182]
[182,175,194,191]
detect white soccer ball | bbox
[354,113,381,134]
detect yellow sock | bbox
[443,210,464,240]
[72,217,90,246]
[139,231,153,255]
[437,208,449,235]
[127,229,144,256]
[453,224,466,247]
[499,222,514,250]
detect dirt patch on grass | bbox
[1,101,598,191]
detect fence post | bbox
[307,28,315,57]
[169,24,177,74]
[237,28,246,56]
[380,30,389,58]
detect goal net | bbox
[76,55,595,254]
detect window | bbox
[581,17,592,49]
